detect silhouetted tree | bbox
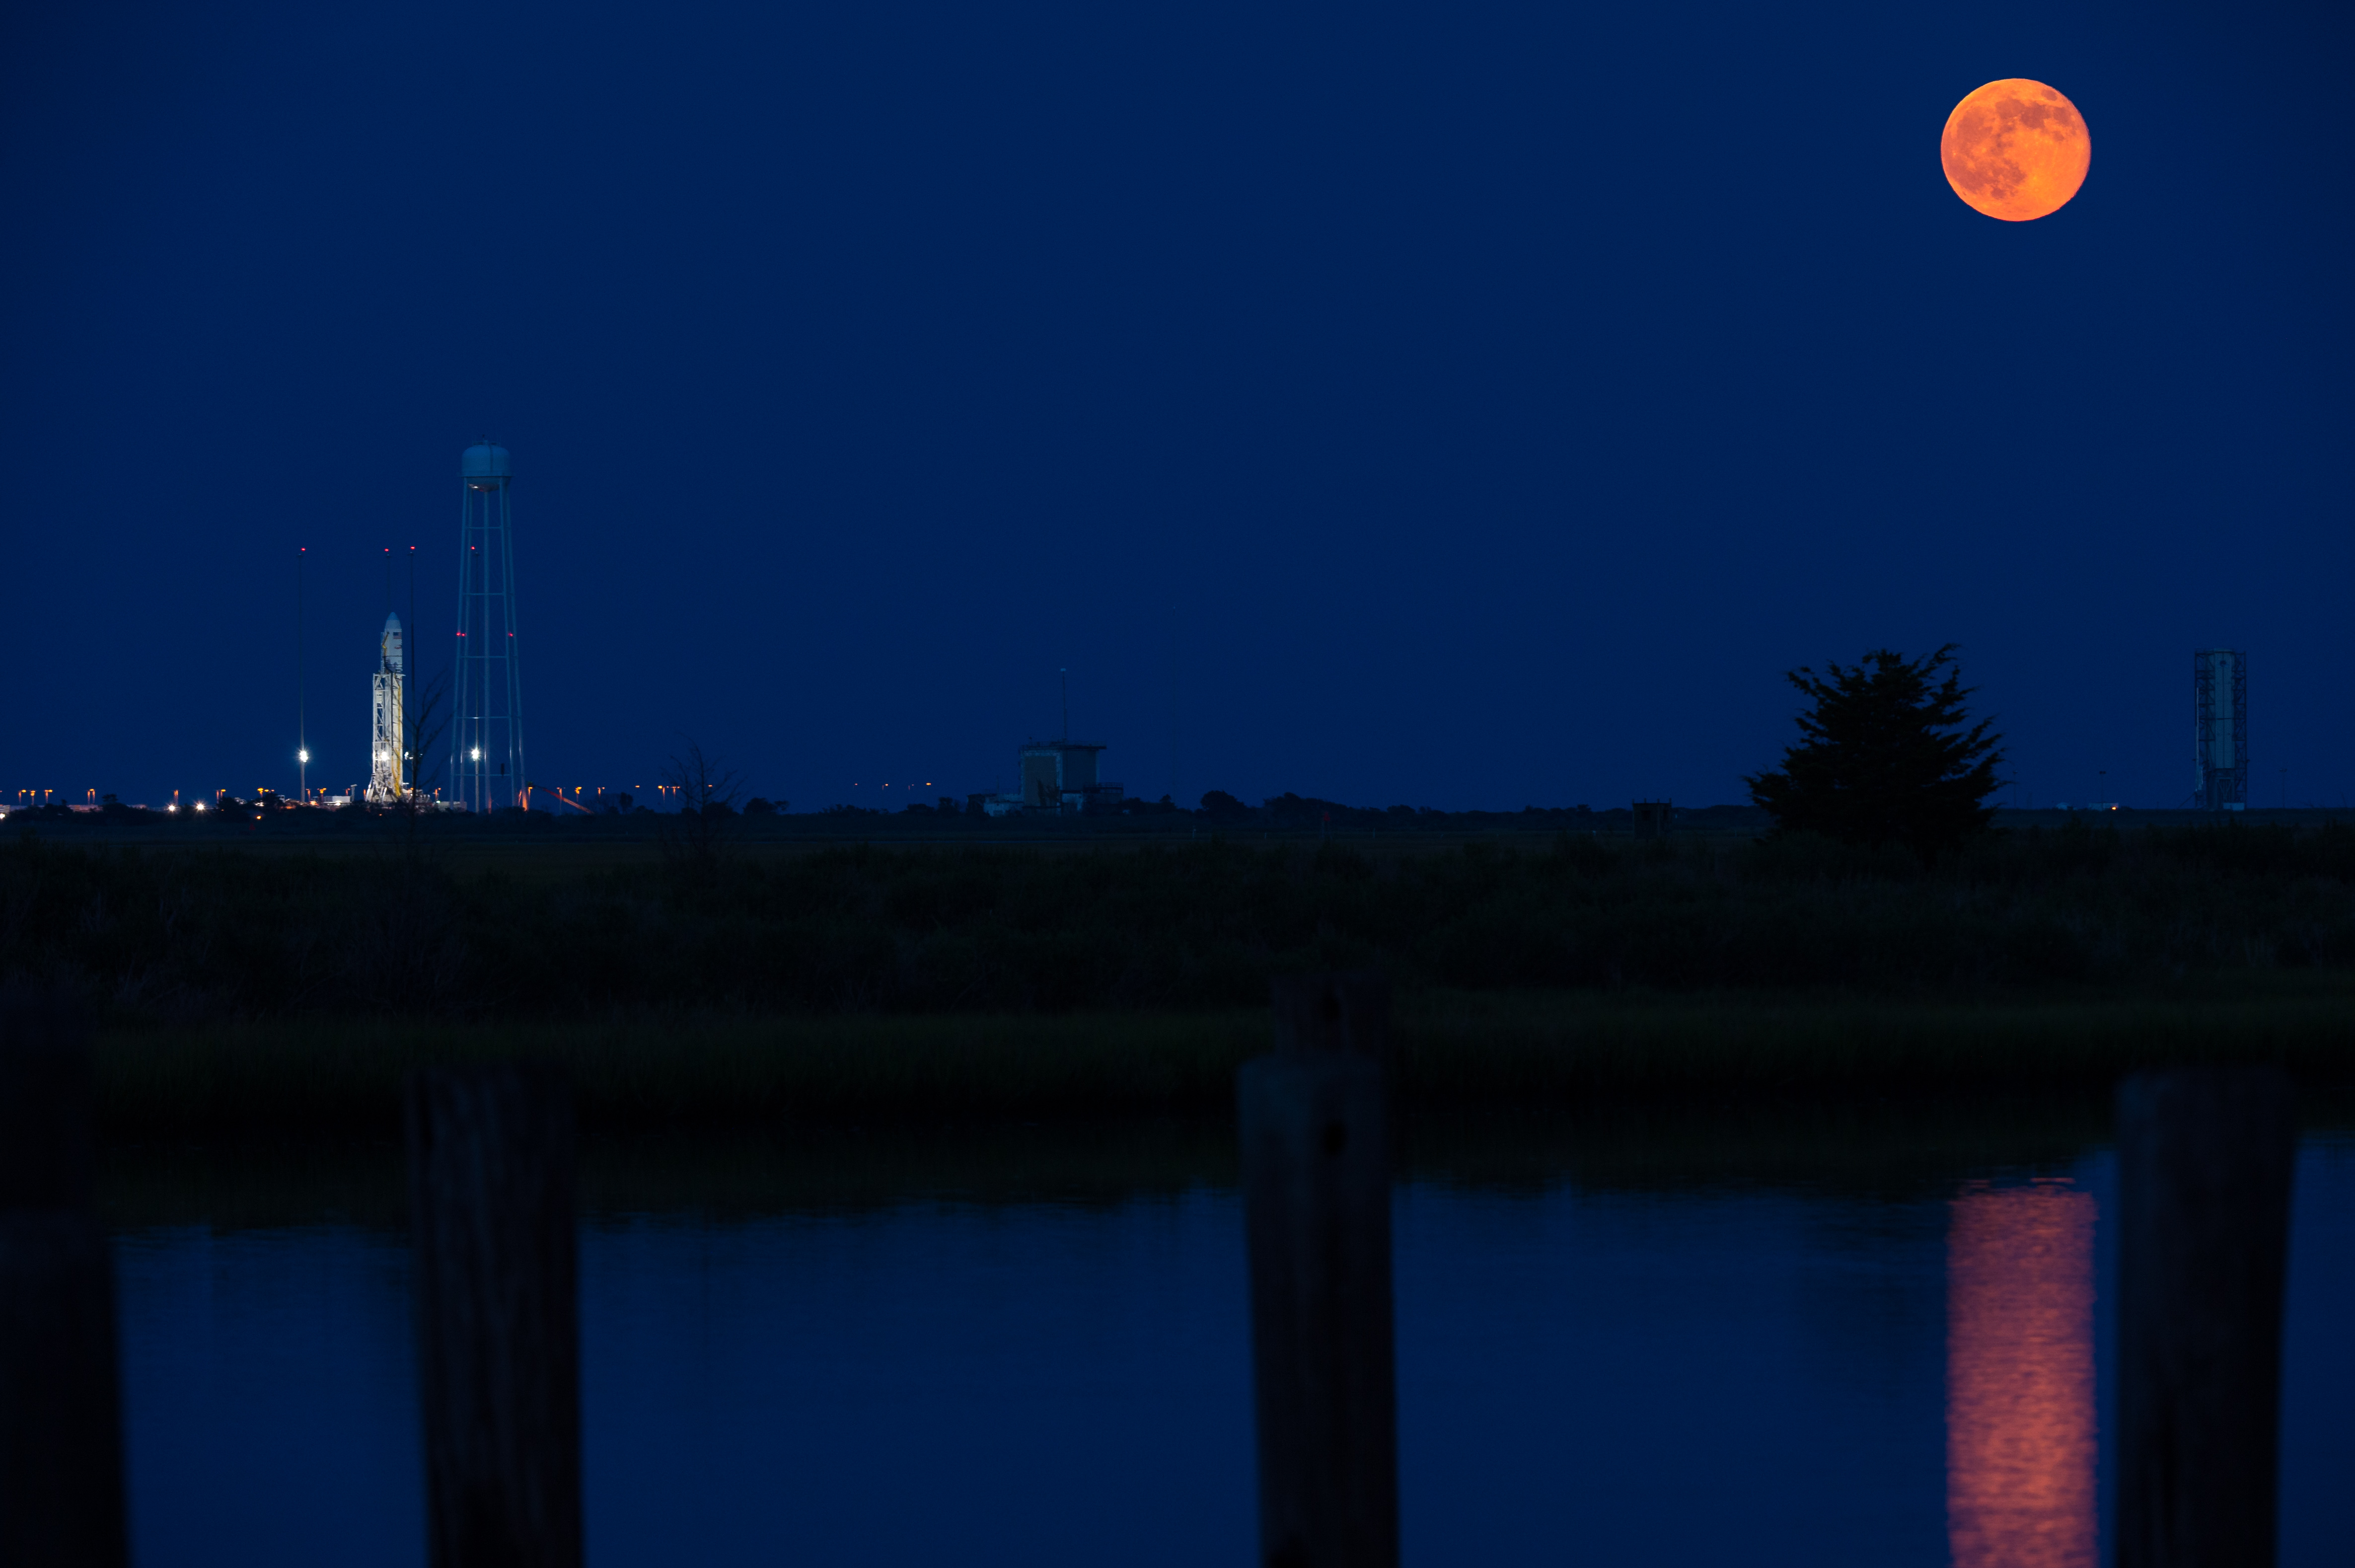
[1746,645,2003,858]
[660,740,743,873]
[387,670,450,847]
[1199,790,1250,820]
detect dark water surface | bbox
[104,1100,2355,1566]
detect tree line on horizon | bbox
[15,645,2002,847]
[711,642,2010,855]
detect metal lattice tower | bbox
[2192,649,2247,810]
[452,442,526,812]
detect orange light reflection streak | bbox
[1946,1179,2097,1568]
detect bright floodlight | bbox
[298,748,310,763]
[471,747,482,760]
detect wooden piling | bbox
[1270,970,1393,1071]
[406,1064,582,1568]
[0,989,129,1568]
[1241,974,1398,1568]
[2116,1066,2297,1568]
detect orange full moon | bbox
[1941,79,2090,222]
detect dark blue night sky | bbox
[4,1,2348,812]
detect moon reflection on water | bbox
[1946,1179,2099,1568]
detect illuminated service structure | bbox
[977,740,1124,816]
[974,672,1125,816]
[452,442,527,812]
[365,612,406,804]
[2192,648,2247,811]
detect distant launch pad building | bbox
[2193,648,2247,810]
[980,740,1124,816]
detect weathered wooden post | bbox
[0,989,130,1568]
[2116,1066,2298,1568]
[406,1064,582,1568]
[1270,971,1392,1073]
[1241,974,1398,1568]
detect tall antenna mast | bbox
[1167,598,1178,806]
[296,547,307,803]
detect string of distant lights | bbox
[5,780,967,816]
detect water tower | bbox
[2192,648,2247,811]
[452,442,527,812]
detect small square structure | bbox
[983,741,1125,816]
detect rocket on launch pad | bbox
[367,612,406,805]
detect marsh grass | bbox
[95,982,2355,1135]
[97,1117,1249,1231]
[88,1094,2140,1231]
[22,819,2355,1025]
[95,1010,1272,1134]
[1397,983,2355,1097]
[32,820,2355,1134]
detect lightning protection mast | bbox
[2193,648,2248,811]
[452,441,526,812]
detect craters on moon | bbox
[1941,80,2090,223]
